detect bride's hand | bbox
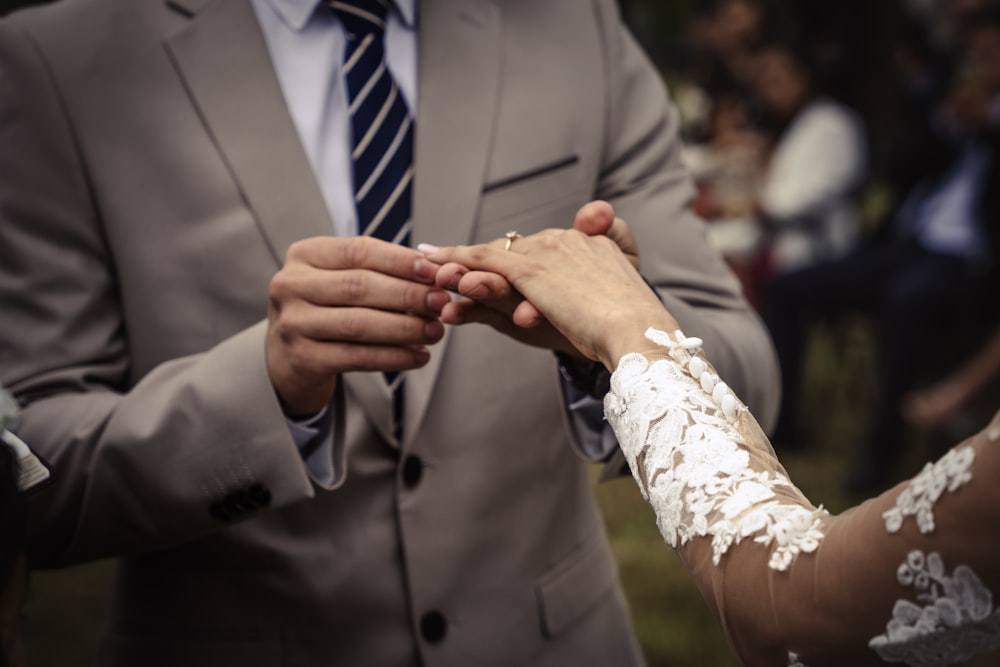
[423,202,632,357]
[419,207,678,369]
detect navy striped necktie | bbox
[329,0,414,250]
[329,0,412,440]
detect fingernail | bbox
[413,257,436,280]
[426,290,450,312]
[445,269,466,291]
[467,284,487,299]
[417,243,440,255]
[424,320,445,340]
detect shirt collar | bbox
[264,0,416,32]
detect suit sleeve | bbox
[590,0,781,434]
[0,19,322,567]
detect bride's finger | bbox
[419,242,526,275]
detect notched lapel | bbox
[164,0,504,448]
[164,0,333,266]
[404,0,502,444]
[411,0,501,249]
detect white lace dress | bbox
[605,328,1000,667]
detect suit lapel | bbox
[404,0,502,443]
[164,0,332,266]
[167,0,392,439]
[165,0,400,442]
[164,0,502,447]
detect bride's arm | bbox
[608,327,1000,667]
[421,230,1000,667]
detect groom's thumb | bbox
[572,200,615,236]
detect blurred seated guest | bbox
[691,40,868,309]
[660,0,765,145]
[761,13,1000,494]
[684,91,766,225]
[682,85,768,307]
[903,5,1000,438]
[750,40,868,276]
[421,218,1000,667]
[689,0,768,98]
[903,322,1000,433]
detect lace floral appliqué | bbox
[604,328,829,572]
[869,550,1000,666]
[882,446,975,534]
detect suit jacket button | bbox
[420,611,447,643]
[401,455,423,488]
[248,483,272,508]
[228,489,253,513]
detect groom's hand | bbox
[266,236,448,417]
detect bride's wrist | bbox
[601,312,680,369]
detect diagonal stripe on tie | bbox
[330,0,413,439]
[332,0,413,249]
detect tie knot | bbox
[328,0,389,38]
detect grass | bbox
[18,321,1000,665]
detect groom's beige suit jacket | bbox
[0,0,780,664]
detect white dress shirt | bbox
[251,0,417,237]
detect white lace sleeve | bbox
[605,328,1000,667]
[604,328,830,571]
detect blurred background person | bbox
[904,323,1000,434]
[762,9,1000,495]
[686,38,868,311]
[902,8,1000,438]
[750,41,868,278]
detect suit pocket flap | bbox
[535,530,619,637]
[477,155,583,225]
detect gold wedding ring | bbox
[504,230,522,251]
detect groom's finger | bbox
[572,200,615,236]
[606,216,640,270]
[455,270,517,304]
[512,300,544,327]
[571,201,639,270]
[441,299,522,331]
[433,262,469,292]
